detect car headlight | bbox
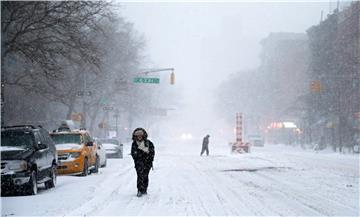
[8,160,28,171]
[69,152,81,158]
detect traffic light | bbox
[170,72,175,85]
[310,80,321,92]
[355,112,360,121]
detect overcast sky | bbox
[120,1,344,140]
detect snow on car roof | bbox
[50,129,89,134]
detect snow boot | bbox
[137,191,142,197]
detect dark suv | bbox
[1,125,57,195]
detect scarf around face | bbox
[136,140,149,153]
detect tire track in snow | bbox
[187,159,240,216]
[253,170,358,216]
[230,152,358,216]
[186,156,269,216]
[147,156,201,216]
[193,154,325,216]
[177,157,221,216]
[178,165,205,216]
[183,156,222,216]
[66,163,134,216]
[224,171,285,216]
[229,170,311,216]
[90,155,196,216]
[189,158,270,216]
[219,162,329,216]
[104,157,189,216]
[189,156,270,215]
[130,155,216,216]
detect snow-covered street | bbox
[1,142,359,216]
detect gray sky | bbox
[120,1,341,140]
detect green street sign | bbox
[133,77,160,84]
[99,97,110,106]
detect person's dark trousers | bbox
[136,166,151,193]
[200,146,209,156]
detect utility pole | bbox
[320,10,324,23]
[128,92,133,139]
[78,71,92,129]
[114,108,119,140]
[1,56,5,126]
[1,81,4,126]
[82,71,87,129]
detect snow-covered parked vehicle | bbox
[247,135,264,147]
[94,139,107,167]
[99,138,123,159]
[50,128,99,176]
[1,125,57,195]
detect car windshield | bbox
[103,143,118,149]
[51,134,81,145]
[1,131,34,147]
[99,139,119,145]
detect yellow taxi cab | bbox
[50,129,99,176]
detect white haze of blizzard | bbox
[120,2,338,138]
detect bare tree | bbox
[1,1,112,126]
[1,1,112,76]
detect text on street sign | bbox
[133,77,160,84]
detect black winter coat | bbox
[202,137,209,147]
[131,140,155,169]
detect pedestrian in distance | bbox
[131,128,155,197]
[200,134,210,156]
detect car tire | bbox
[91,156,99,174]
[102,159,107,168]
[26,171,38,195]
[45,165,56,189]
[81,158,89,176]
[118,151,123,159]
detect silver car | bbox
[99,139,123,159]
[95,141,107,167]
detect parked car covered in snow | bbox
[247,135,264,147]
[99,138,123,159]
[1,125,57,195]
[94,139,107,167]
[50,128,99,176]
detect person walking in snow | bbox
[131,128,155,197]
[200,134,210,156]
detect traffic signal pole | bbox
[123,67,175,140]
[140,68,174,75]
